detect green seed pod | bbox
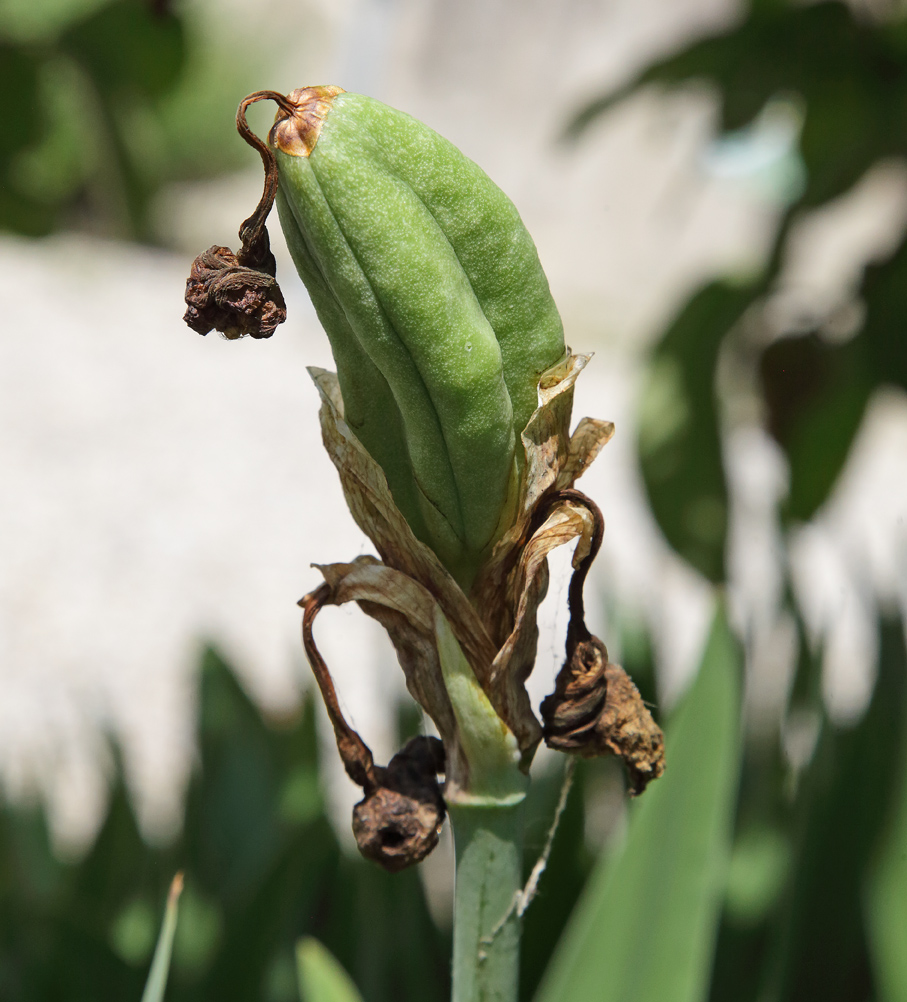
[270,86,566,586]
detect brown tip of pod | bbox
[541,636,666,796]
[352,736,446,873]
[269,85,345,157]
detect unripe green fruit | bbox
[270,87,566,586]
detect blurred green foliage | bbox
[0,0,266,241]
[0,649,452,1002]
[564,2,907,1001]
[573,0,907,533]
[537,607,742,1002]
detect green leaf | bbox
[759,332,872,523]
[141,874,183,1002]
[638,282,753,582]
[59,0,185,100]
[869,691,907,1002]
[860,235,907,395]
[534,603,741,1002]
[296,938,364,1002]
[766,616,907,1002]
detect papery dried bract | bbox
[313,556,471,787]
[485,501,600,767]
[472,352,614,645]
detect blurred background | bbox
[2,0,907,999]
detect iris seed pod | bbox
[270,87,566,586]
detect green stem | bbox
[434,607,527,1000]
[450,801,523,1002]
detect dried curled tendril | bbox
[535,490,666,795]
[299,583,446,873]
[183,92,294,340]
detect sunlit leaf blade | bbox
[296,937,364,1002]
[141,873,184,1002]
[534,603,741,1002]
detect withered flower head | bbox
[183,242,286,340]
[532,489,666,795]
[352,737,446,873]
[183,91,293,341]
[541,636,666,796]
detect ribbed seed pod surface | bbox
[271,87,566,587]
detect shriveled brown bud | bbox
[541,635,665,795]
[183,92,295,341]
[353,736,446,873]
[183,241,286,340]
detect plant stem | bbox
[449,801,523,1002]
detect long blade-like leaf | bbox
[534,604,741,1002]
[141,873,184,1002]
[296,937,364,1002]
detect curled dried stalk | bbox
[300,583,377,788]
[299,583,446,873]
[537,490,666,795]
[183,92,290,340]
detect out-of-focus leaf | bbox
[519,760,593,1002]
[168,649,342,1002]
[141,873,183,1002]
[317,852,451,1002]
[707,759,793,1002]
[569,2,907,209]
[867,623,907,1002]
[0,43,59,235]
[59,0,184,99]
[0,45,41,158]
[860,236,907,395]
[56,0,186,240]
[723,825,790,927]
[762,616,907,1002]
[708,612,817,1002]
[0,0,266,241]
[0,0,110,43]
[534,603,741,1002]
[296,938,364,1002]
[638,282,753,582]
[759,332,872,523]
